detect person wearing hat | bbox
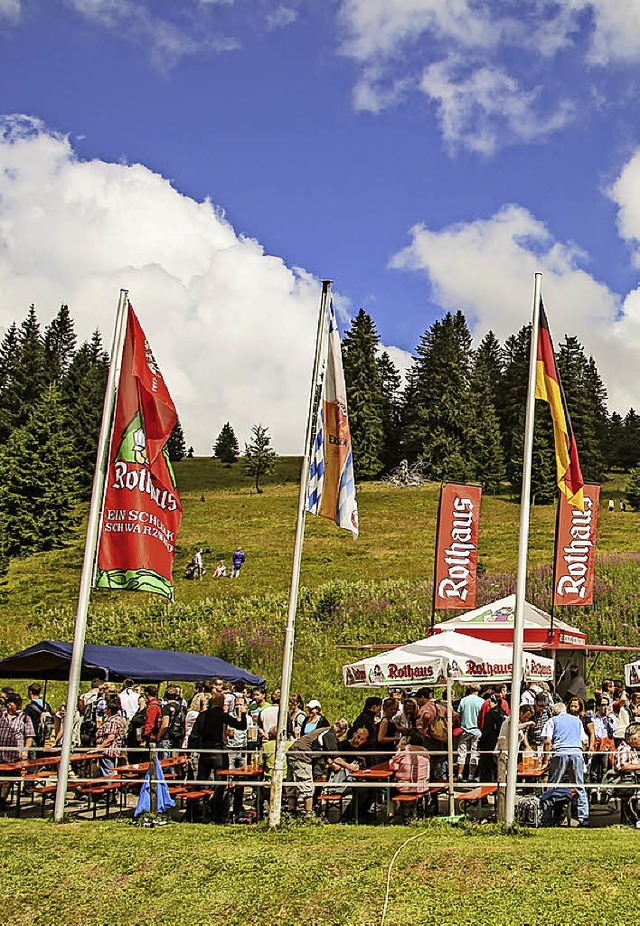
[300,699,328,736]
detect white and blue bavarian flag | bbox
[306,300,359,538]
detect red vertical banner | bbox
[95,303,182,600]
[553,483,600,607]
[433,483,482,610]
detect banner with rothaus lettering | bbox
[433,483,482,610]
[95,303,182,600]
[553,483,599,607]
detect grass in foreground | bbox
[0,818,638,926]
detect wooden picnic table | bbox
[217,764,264,821]
[350,760,395,820]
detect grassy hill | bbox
[2,459,639,714]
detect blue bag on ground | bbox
[134,757,176,817]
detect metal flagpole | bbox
[268,280,331,828]
[549,496,561,639]
[504,272,542,826]
[54,289,129,822]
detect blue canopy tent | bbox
[0,640,265,685]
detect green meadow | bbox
[1,458,639,715]
[2,461,640,926]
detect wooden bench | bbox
[316,791,349,821]
[180,789,213,823]
[78,781,122,819]
[458,785,498,803]
[33,783,76,817]
[457,785,498,816]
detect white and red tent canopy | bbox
[343,630,554,688]
[431,595,587,650]
[625,659,640,689]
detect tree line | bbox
[1,301,639,577]
[341,308,637,501]
[0,304,109,572]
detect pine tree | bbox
[186,446,194,458]
[44,304,77,381]
[213,422,240,465]
[607,412,625,470]
[401,310,473,480]
[626,466,640,510]
[618,408,640,471]
[500,325,555,501]
[0,384,79,556]
[167,418,187,462]
[499,325,530,487]
[557,336,605,482]
[61,330,109,495]
[467,347,506,492]
[341,310,385,479]
[475,330,503,410]
[244,424,277,493]
[0,306,49,441]
[585,356,609,471]
[0,322,20,443]
[376,351,402,472]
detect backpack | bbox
[515,795,543,827]
[37,703,55,746]
[166,701,186,746]
[80,700,98,746]
[428,708,448,743]
[27,702,55,747]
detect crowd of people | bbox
[0,672,639,825]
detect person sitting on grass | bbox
[389,730,430,817]
[213,561,227,578]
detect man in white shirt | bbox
[119,679,139,721]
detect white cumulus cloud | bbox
[0,115,328,454]
[420,60,574,154]
[586,0,640,65]
[389,200,640,416]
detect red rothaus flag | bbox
[95,304,182,600]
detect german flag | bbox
[535,299,584,510]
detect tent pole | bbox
[54,289,129,823]
[505,272,542,826]
[446,676,455,816]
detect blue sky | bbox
[2,1,640,451]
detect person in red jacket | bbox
[142,685,162,746]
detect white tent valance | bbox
[343,630,554,688]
